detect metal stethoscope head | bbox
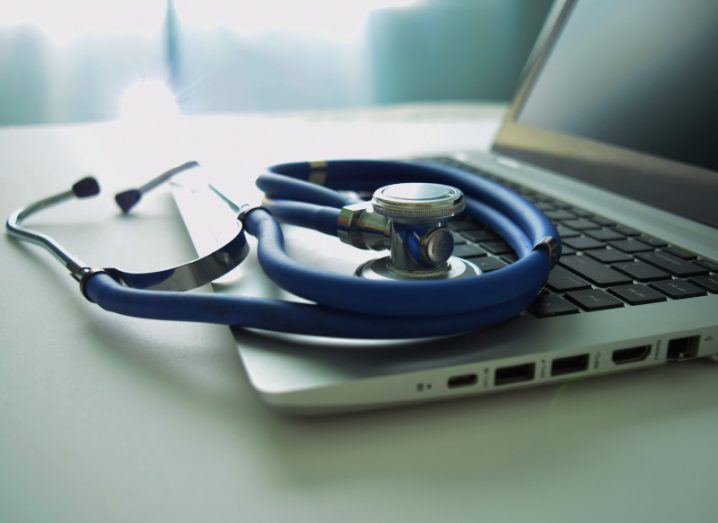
[6,161,249,292]
[339,182,481,280]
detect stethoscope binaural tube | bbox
[6,162,249,292]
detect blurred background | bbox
[0,0,553,126]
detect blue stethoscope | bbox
[6,159,560,339]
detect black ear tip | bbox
[114,189,142,214]
[72,177,100,198]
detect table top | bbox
[1,104,717,523]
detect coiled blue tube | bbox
[84,272,538,339]
[266,160,560,253]
[245,208,547,316]
[261,199,340,237]
[83,159,559,339]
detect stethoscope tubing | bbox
[81,159,559,338]
[84,271,539,339]
[248,207,547,316]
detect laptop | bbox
[171,0,718,414]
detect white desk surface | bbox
[1,104,716,523]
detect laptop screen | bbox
[495,0,718,228]
[518,0,718,173]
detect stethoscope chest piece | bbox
[352,182,481,281]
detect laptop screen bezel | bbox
[491,0,718,229]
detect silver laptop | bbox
[172,0,718,414]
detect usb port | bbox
[494,363,535,386]
[667,336,700,361]
[612,345,651,364]
[447,373,478,388]
[551,354,590,376]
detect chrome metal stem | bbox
[6,189,89,278]
[207,183,249,215]
[138,161,199,193]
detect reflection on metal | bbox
[356,256,481,280]
[308,160,328,185]
[343,182,470,280]
[6,178,98,280]
[106,222,248,291]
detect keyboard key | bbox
[566,289,624,311]
[650,279,707,299]
[536,201,557,212]
[545,209,577,221]
[528,292,580,317]
[556,224,580,238]
[463,229,497,242]
[475,257,507,272]
[609,284,667,305]
[530,193,551,202]
[613,224,640,236]
[560,255,632,287]
[454,244,487,258]
[566,207,594,218]
[590,216,616,226]
[561,246,576,255]
[547,266,591,292]
[689,274,718,293]
[563,236,605,250]
[640,235,668,247]
[563,218,600,230]
[608,239,653,253]
[501,253,518,264]
[612,261,670,282]
[663,246,696,260]
[451,232,467,245]
[481,240,513,255]
[637,251,708,277]
[695,258,718,272]
[585,248,634,264]
[448,220,478,231]
[585,228,624,241]
[545,198,573,209]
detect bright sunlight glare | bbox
[118,80,180,121]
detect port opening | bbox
[551,354,590,376]
[612,345,651,364]
[494,363,535,386]
[667,336,700,361]
[447,373,478,389]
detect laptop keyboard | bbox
[427,157,718,318]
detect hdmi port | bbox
[612,345,651,364]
